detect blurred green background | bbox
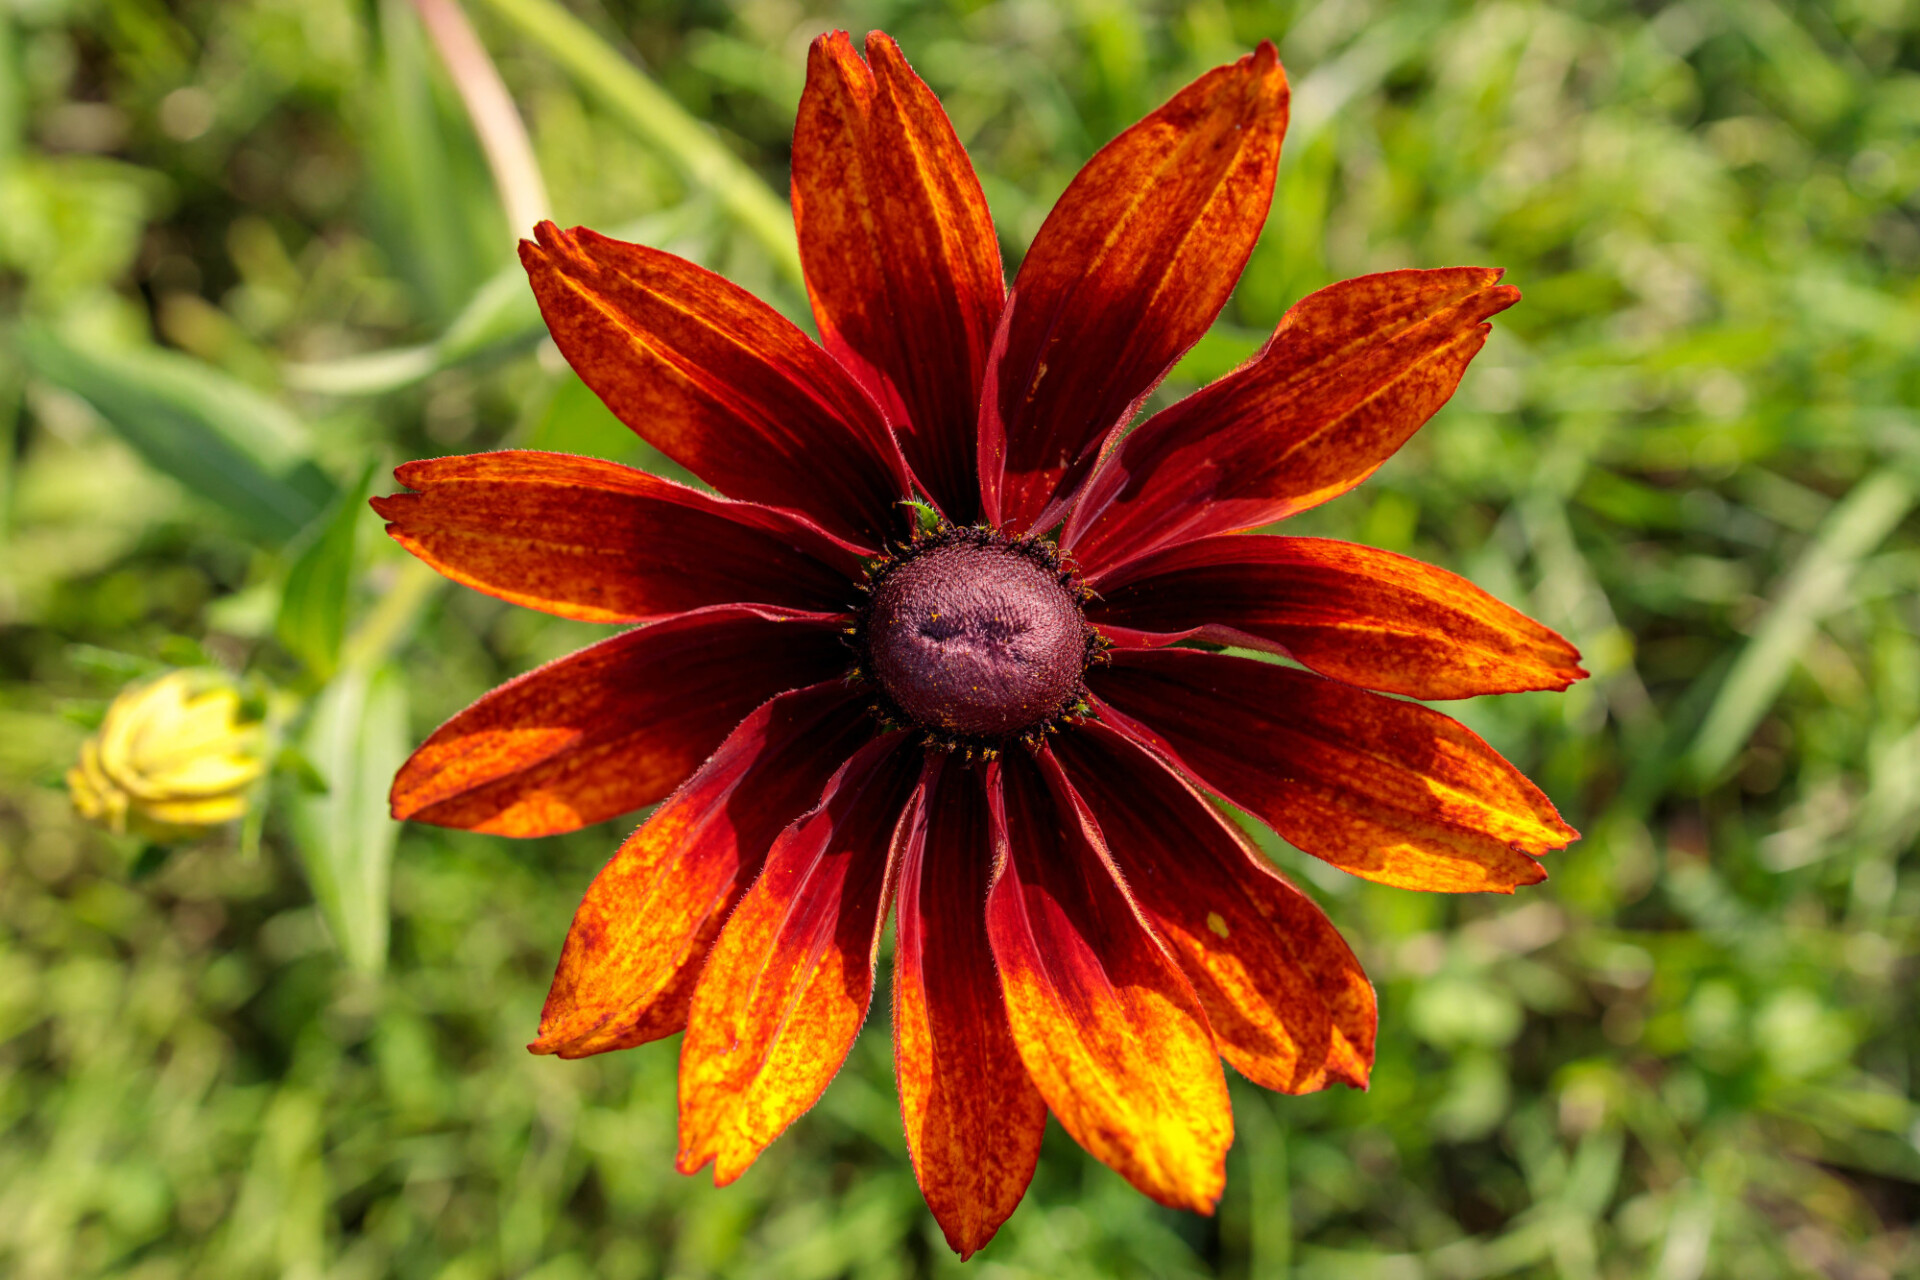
[2,0,1917,1275]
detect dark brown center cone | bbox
[867,541,1088,739]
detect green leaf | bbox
[276,463,376,679]
[363,0,499,323]
[279,206,711,398]
[286,662,408,974]
[18,323,332,544]
[279,259,541,398]
[1689,468,1916,783]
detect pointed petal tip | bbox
[673,1133,756,1188]
[388,457,437,489]
[938,1217,1004,1262]
[1531,810,1580,855]
[1244,39,1286,105]
[805,28,855,74]
[1151,1176,1225,1217]
[523,221,606,278]
[519,220,564,265]
[1522,661,1588,695]
[527,1017,604,1057]
[388,774,417,822]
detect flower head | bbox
[68,669,266,840]
[375,30,1584,1257]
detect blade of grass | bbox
[281,206,708,396]
[277,464,377,681]
[339,559,444,674]
[1689,468,1914,783]
[1243,1093,1292,1279]
[412,0,551,238]
[368,0,497,321]
[288,661,408,974]
[281,265,537,396]
[467,0,802,286]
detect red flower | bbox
[374,31,1584,1257]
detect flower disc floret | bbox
[855,527,1095,749]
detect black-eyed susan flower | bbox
[374,31,1584,1257]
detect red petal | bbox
[390,606,849,836]
[373,451,864,623]
[1089,535,1585,699]
[984,750,1232,1213]
[978,43,1289,532]
[521,222,908,547]
[1090,649,1576,893]
[1066,269,1520,570]
[894,757,1045,1257]
[677,736,922,1184]
[793,31,1005,520]
[1054,723,1376,1092]
[530,682,875,1058]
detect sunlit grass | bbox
[1,1,1916,1276]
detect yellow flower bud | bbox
[67,670,268,840]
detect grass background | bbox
[2,0,1918,1276]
